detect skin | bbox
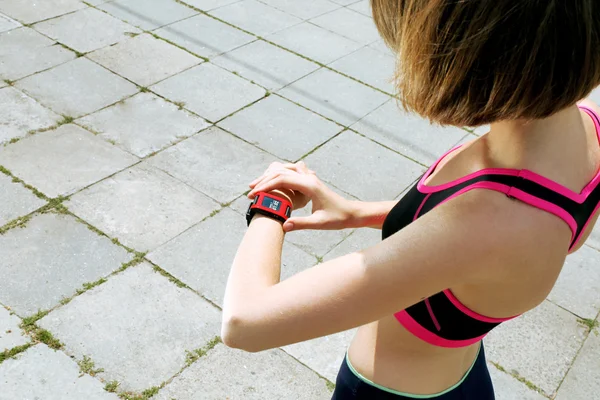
[222,99,600,395]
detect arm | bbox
[221,189,551,352]
[347,200,398,229]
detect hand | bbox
[248,162,355,232]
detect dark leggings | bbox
[332,343,495,400]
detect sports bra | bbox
[382,105,600,348]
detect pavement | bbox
[0,1,598,399]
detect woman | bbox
[222,1,600,398]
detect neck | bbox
[484,104,589,169]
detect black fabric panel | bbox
[382,181,427,240]
[404,292,499,341]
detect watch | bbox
[246,192,292,226]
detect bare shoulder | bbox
[438,188,571,277]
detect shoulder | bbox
[409,188,571,278]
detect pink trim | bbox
[413,193,432,221]
[443,290,517,323]
[418,108,600,201]
[418,146,463,192]
[419,168,520,194]
[394,310,486,348]
[424,298,441,331]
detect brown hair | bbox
[371,0,600,126]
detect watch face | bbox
[261,196,282,212]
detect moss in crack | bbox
[173,101,186,110]
[152,265,187,289]
[490,362,545,395]
[3,79,15,86]
[0,214,33,235]
[578,318,599,331]
[105,381,120,393]
[0,344,32,364]
[78,355,104,376]
[325,380,335,392]
[138,86,150,93]
[117,252,147,273]
[34,329,62,349]
[21,310,49,331]
[57,115,75,126]
[119,386,161,400]
[185,336,221,366]
[5,137,21,145]
[76,278,107,295]
[20,310,63,349]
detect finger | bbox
[248,170,295,196]
[250,163,304,188]
[249,174,315,198]
[283,214,325,232]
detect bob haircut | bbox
[371,0,600,126]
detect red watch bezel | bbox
[246,192,292,226]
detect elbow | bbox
[220,313,263,353]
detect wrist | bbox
[346,200,393,229]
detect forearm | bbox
[223,214,284,318]
[348,200,397,229]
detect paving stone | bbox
[79,92,209,157]
[548,245,600,319]
[15,57,138,118]
[0,27,75,81]
[147,126,278,203]
[211,0,302,36]
[258,0,339,20]
[485,300,588,396]
[0,173,45,227]
[0,213,132,316]
[0,86,61,144]
[34,8,140,53]
[369,38,395,58]
[488,363,548,400]
[283,329,356,383]
[0,12,20,33]
[38,264,222,392]
[352,100,468,165]
[218,95,342,161]
[212,40,319,90]
[588,225,600,250]
[0,307,28,351]
[98,0,198,30]
[348,0,371,18]
[330,0,360,4]
[0,344,119,400]
[88,34,201,87]
[279,68,389,126]
[311,7,380,45]
[555,332,600,400]
[148,208,317,305]
[0,124,138,198]
[155,344,332,400]
[304,130,424,201]
[0,0,85,24]
[470,125,490,136]
[152,63,265,122]
[329,46,395,93]
[269,22,362,64]
[154,14,253,58]
[179,0,239,11]
[323,227,382,261]
[67,164,219,251]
